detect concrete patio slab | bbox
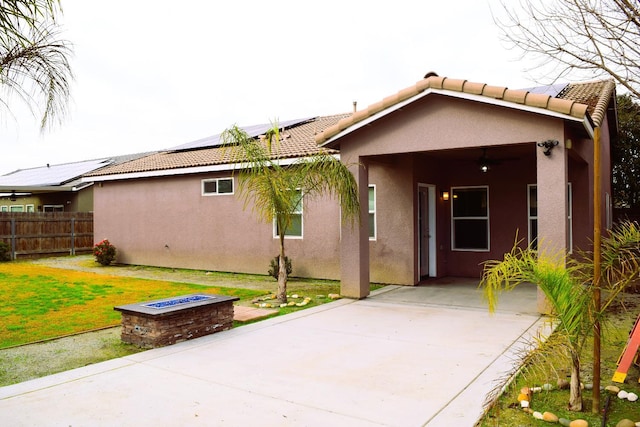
[0,283,547,426]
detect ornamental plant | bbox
[93,239,116,266]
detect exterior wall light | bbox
[537,139,559,156]
[441,191,450,201]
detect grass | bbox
[478,291,640,426]
[0,261,347,349]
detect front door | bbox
[418,184,436,279]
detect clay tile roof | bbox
[87,114,349,177]
[314,76,616,145]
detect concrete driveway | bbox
[0,282,548,426]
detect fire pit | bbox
[114,293,239,348]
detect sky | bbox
[0,0,543,175]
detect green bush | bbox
[268,255,292,280]
[93,239,116,266]
[0,242,11,262]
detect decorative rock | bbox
[517,393,529,402]
[635,422,640,427]
[521,386,531,395]
[291,294,299,299]
[533,411,543,420]
[520,399,530,408]
[584,383,593,390]
[626,392,638,402]
[279,303,287,308]
[559,418,571,427]
[605,385,620,394]
[531,386,542,393]
[543,411,559,423]
[616,420,635,427]
[328,293,340,299]
[618,390,629,399]
[557,379,570,390]
[542,383,554,391]
[569,420,589,427]
[522,407,533,414]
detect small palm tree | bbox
[480,221,640,412]
[222,122,360,302]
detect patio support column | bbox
[340,158,370,299]
[536,138,569,313]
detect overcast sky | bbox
[0,0,543,175]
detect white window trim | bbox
[201,177,234,196]
[0,206,7,212]
[26,204,35,212]
[9,205,24,212]
[451,185,490,252]
[43,204,64,212]
[527,184,538,249]
[369,185,377,241]
[273,189,303,239]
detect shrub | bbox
[93,239,116,266]
[268,255,292,280]
[0,241,11,262]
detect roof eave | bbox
[82,154,341,183]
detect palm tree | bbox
[221,123,360,302]
[480,221,640,412]
[0,0,72,130]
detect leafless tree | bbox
[495,0,640,97]
[0,0,73,130]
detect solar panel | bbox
[0,158,113,186]
[520,83,568,98]
[170,117,315,151]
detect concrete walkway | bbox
[0,283,550,426]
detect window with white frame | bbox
[527,183,573,252]
[202,177,234,195]
[274,189,303,238]
[26,204,35,212]
[43,205,64,212]
[9,205,24,212]
[369,185,376,240]
[452,186,489,251]
[0,206,7,212]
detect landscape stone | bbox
[559,418,571,427]
[569,420,589,427]
[533,411,543,420]
[616,420,635,427]
[557,379,570,390]
[543,411,559,423]
[542,383,554,391]
[626,392,638,402]
[606,385,621,394]
[618,390,629,399]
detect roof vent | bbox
[424,71,439,79]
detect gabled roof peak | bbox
[315,75,615,145]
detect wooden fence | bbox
[0,212,94,259]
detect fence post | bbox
[10,218,16,260]
[71,217,76,256]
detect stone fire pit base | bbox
[114,294,239,348]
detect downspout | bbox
[592,126,602,414]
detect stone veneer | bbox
[114,294,239,348]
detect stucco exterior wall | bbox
[93,173,344,280]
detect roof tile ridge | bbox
[590,79,616,127]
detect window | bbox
[202,177,234,195]
[369,185,376,240]
[26,204,35,212]
[528,183,573,252]
[528,184,538,250]
[43,205,64,212]
[0,206,7,212]
[452,186,489,251]
[274,189,303,238]
[9,205,24,212]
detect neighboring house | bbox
[84,74,617,301]
[0,153,153,212]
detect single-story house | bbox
[84,73,617,303]
[0,153,153,212]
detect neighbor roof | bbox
[314,75,616,145]
[0,152,156,192]
[86,115,347,178]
